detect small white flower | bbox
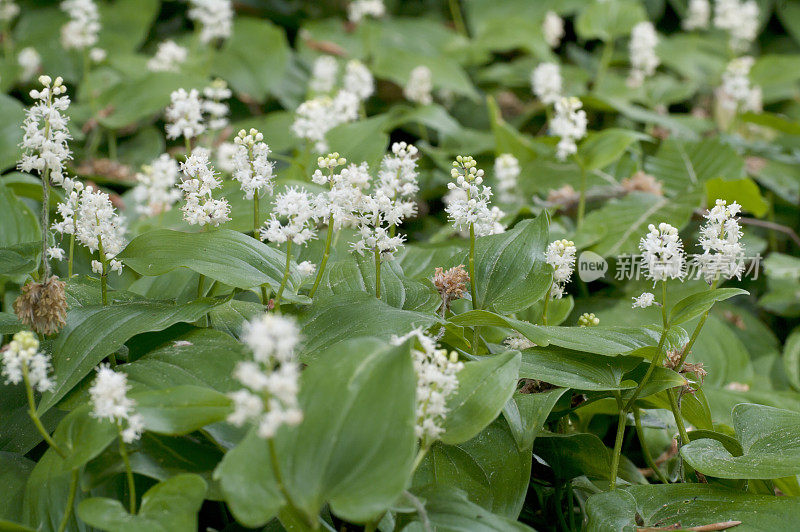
[165,88,206,141]
[718,56,762,112]
[343,59,374,101]
[188,0,233,44]
[347,0,385,23]
[229,314,303,439]
[578,312,599,327]
[18,76,72,185]
[18,47,42,82]
[543,11,565,48]
[639,222,685,282]
[550,97,587,161]
[494,153,520,204]
[60,0,100,51]
[0,0,19,22]
[148,40,189,72]
[76,186,127,269]
[627,22,659,88]
[291,91,359,153]
[297,261,316,278]
[215,141,238,173]
[52,178,84,236]
[231,128,274,200]
[504,333,536,350]
[696,199,745,282]
[683,0,710,30]
[546,239,576,299]
[531,62,562,106]
[446,155,506,237]
[632,292,656,308]
[89,364,143,442]
[202,79,231,131]
[392,329,462,445]
[47,247,65,261]
[89,47,106,63]
[404,65,433,105]
[132,154,182,217]
[1,331,55,392]
[309,55,339,94]
[714,0,759,52]
[260,186,317,246]
[178,152,230,227]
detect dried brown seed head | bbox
[433,265,469,308]
[546,184,579,207]
[13,276,68,336]
[621,171,664,196]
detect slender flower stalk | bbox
[543,239,577,324]
[232,128,275,234]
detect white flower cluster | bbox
[697,199,745,282]
[165,88,206,141]
[132,154,182,217]
[718,56,762,112]
[683,0,710,30]
[228,314,303,439]
[350,191,408,261]
[188,0,233,44]
[531,62,562,106]
[0,0,19,22]
[19,76,72,185]
[52,177,83,239]
[494,153,520,204]
[546,239,576,299]
[627,22,660,88]
[632,292,655,308]
[310,55,339,94]
[551,97,587,161]
[348,0,385,23]
[578,312,599,327]
[77,186,126,274]
[18,47,42,82]
[147,40,188,72]
[392,329,462,445]
[1,331,54,393]
[312,156,371,230]
[261,187,317,246]
[231,128,274,200]
[343,60,375,101]
[291,91,359,153]
[374,142,419,216]
[504,332,536,350]
[60,0,100,51]
[178,152,231,227]
[404,65,433,105]
[543,11,565,48]
[639,222,685,282]
[446,156,505,237]
[714,0,759,52]
[89,365,144,443]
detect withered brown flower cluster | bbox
[13,276,68,336]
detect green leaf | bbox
[473,216,552,313]
[519,348,641,391]
[132,386,232,436]
[0,95,25,172]
[537,324,688,356]
[97,0,159,53]
[0,452,34,522]
[0,242,40,277]
[53,404,118,471]
[587,484,800,531]
[326,116,390,170]
[399,486,534,531]
[0,185,39,247]
[440,351,521,445]
[211,18,291,102]
[784,328,800,392]
[448,309,551,346]
[681,403,800,479]
[668,288,749,326]
[414,418,532,518]
[298,291,437,360]
[644,138,745,196]
[217,338,417,526]
[118,229,298,292]
[575,0,647,41]
[705,177,769,218]
[38,300,218,415]
[503,388,568,451]
[577,129,649,172]
[77,474,207,532]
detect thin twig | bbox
[637,520,741,531]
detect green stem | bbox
[567,482,576,531]
[374,246,381,299]
[184,136,192,158]
[98,233,108,306]
[554,482,569,531]
[412,445,429,472]
[668,388,690,482]
[577,165,587,229]
[260,284,269,306]
[107,129,117,160]
[448,0,468,36]
[40,168,51,279]
[118,429,136,514]
[268,438,316,529]
[675,279,718,369]
[22,366,66,458]
[308,216,334,298]
[609,393,627,490]
[468,223,477,309]
[633,407,668,484]
[57,469,79,532]
[661,280,668,328]
[623,281,668,411]
[67,233,74,278]
[275,241,293,311]
[595,39,614,90]
[253,194,260,236]
[542,282,553,325]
